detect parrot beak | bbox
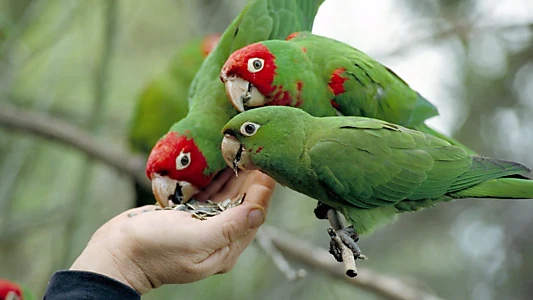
[221,133,257,176]
[6,291,21,300]
[151,173,199,207]
[223,76,266,112]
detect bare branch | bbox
[262,226,443,300]
[255,227,306,281]
[0,102,150,189]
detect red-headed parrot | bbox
[145,0,324,206]
[128,34,220,207]
[220,31,474,153]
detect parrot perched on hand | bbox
[0,279,35,300]
[128,34,220,207]
[220,31,474,153]
[221,106,533,257]
[145,0,325,207]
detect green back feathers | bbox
[286,32,439,126]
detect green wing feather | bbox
[302,115,532,232]
[286,32,476,154]
[307,118,470,210]
[307,116,532,211]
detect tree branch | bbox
[262,226,443,300]
[0,102,150,189]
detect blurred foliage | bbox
[0,0,532,299]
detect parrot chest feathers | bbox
[268,82,304,107]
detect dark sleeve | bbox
[44,270,141,300]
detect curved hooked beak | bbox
[221,133,257,176]
[151,174,199,207]
[222,76,266,112]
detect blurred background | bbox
[1,0,532,299]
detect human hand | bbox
[70,169,275,294]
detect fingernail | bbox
[248,208,264,229]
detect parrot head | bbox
[146,131,214,207]
[220,42,277,112]
[0,279,22,300]
[221,106,307,175]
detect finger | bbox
[209,170,253,202]
[195,168,234,201]
[240,171,276,197]
[198,227,260,275]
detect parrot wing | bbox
[336,53,438,127]
[307,117,472,209]
[291,34,439,127]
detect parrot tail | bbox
[414,123,477,155]
[449,156,533,199]
[451,178,533,199]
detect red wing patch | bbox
[328,68,348,95]
[255,147,264,154]
[330,100,341,109]
[286,32,300,41]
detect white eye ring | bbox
[247,58,264,73]
[240,122,260,137]
[176,151,191,170]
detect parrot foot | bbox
[324,208,367,277]
[313,201,332,220]
[335,226,367,260]
[327,227,366,277]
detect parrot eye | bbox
[247,58,264,73]
[175,151,191,170]
[240,122,260,136]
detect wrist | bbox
[70,240,152,294]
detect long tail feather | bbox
[450,178,533,199]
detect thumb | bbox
[196,173,274,249]
[196,202,265,250]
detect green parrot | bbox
[221,106,533,259]
[145,0,324,207]
[219,31,474,153]
[128,34,220,207]
[0,278,35,300]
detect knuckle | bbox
[221,221,241,244]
